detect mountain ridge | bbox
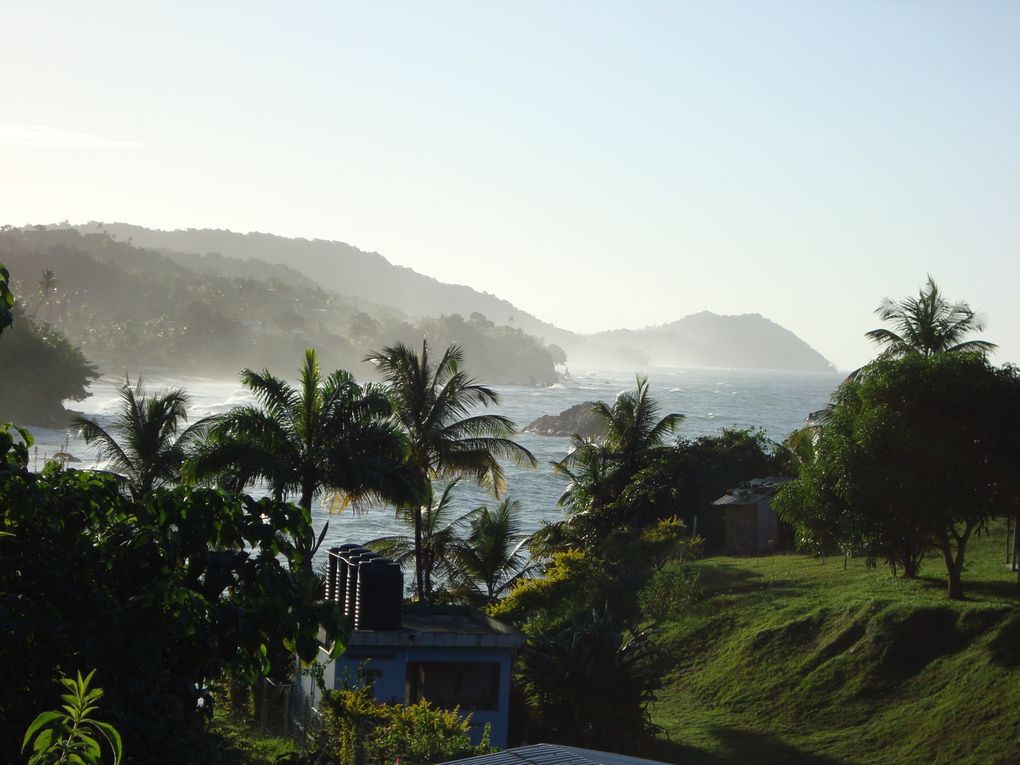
[67,222,835,372]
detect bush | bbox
[638,563,702,622]
[317,687,492,765]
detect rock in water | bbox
[525,401,608,438]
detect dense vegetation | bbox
[0,303,98,425]
[0,426,342,764]
[2,271,1018,764]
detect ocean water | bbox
[25,366,841,552]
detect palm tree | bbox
[32,269,59,318]
[72,378,209,499]
[366,339,537,602]
[365,479,464,601]
[865,276,997,358]
[450,496,535,606]
[189,349,412,557]
[554,376,682,513]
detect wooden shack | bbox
[704,477,794,555]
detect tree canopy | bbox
[865,276,997,358]
[72,378,209,499]
[774,353,1020,598]
[367,339,535,601]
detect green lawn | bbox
[647,522,1020,765]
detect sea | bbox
[25,366,841,554]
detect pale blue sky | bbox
[2,1,1017,370]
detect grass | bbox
[207,707,300,764]
[646,521,1020,765]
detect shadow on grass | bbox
[651,726,856,765]
[954,578,1020,604]
[695,562,801,600]
[988,611,1020,668]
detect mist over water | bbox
[29,366,840,554]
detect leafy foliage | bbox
[774,353,1020,598]
[189,349,414,568]
[637,563,702,623]
[518,607,661,753]
[449,496,536,606]
[72,378,210,498]
[313,686,493,765]
[488,550,619,636]
[365,480,466,601]
[865,275,997,358]
[0,303,98,426]
[0,433,344,764]
[543,426,790,555]
[22,670,123,765]
[0,260,12,335]
[367,339,535,601]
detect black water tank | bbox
[355,557,403,631]
[345,550,379,620]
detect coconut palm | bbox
[865,276,997,358]
[450,496,535,606]
[31,269,59,319]
[72,378,209,499]
[365,479,464,601]
[554,376,682,513]
[366,339,537,602]
[188,349,412,557]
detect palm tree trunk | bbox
[414,503,426,603]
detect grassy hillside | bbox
[648,522,1020,765]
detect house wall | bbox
[756,499,779,551]
[325,644,514,747]
[724,504,758,554]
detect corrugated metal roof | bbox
[440,744,670,765]
[711,476,792,506]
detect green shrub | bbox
[22,670,122,765]
[318,687,492,765]
[638,563,702,622]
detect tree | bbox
[189,348,411,559]
[774,353,1020,598]
[348,312,380,346]
[0,431,342,763]
[0,305,98,426]
[450,496,535,606]
[865,276,997,358]
[550,378,683,545]
[72,378,209,499]
[366,340,536,602]
[32,268,60,318]
[366,480,465,602]
[0,262,13,336]
[518,607,660,752]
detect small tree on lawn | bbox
[775,353,1020,598]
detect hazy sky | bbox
[2,1,1017,370]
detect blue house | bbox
[296,545,523,748]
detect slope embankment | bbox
[649,524,1020,764]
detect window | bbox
[405,661,499,711]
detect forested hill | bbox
[63,222,834,372]
[72,221,571,344]
[0,227,560,386]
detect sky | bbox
[1,1,1017,371]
